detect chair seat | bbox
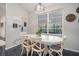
[35,43,45,49]
[51,51,60,56]
[49,44,61,50]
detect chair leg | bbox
[43,51,45,56]
[60,50,63,56]
[48,50,52,56]
[21,47,24,56]
[26,48,28,56]
[38,52,41,56]
[43,51,46,56]
[31,50,33,56]
[26,48,30,56]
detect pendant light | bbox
[35,3,45,13]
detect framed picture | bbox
[13,23,18,28]
[24,22,27,27]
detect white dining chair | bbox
[48,42,63,56]
[31,38,45,56]
[21,35,35,56]
[48,35,63,56]
[21,35,28,56]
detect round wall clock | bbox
[76,7,79,13]
[66,14,76,22]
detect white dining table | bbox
[21,34,63,44]
[41,35,63,45]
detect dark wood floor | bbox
[0,45,79,56]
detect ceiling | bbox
[19,3,52,13]
[0,3,6,17]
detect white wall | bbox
[0,3,6,38]
[28,12,38,34]
[28,3,79,52]
[0,17,6,38]
[6,3,29,49]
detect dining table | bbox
[41,35,63,45]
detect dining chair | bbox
[21,34,35,56]
[21,35,28,56]
[31,38,45,56]
[48,41,63,56]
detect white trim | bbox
[5,44,20,50]
[64,48,79,53]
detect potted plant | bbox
[36,28,42,36]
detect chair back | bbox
[31,37,45,51]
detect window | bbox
[38,9,63,36]
[38,14,47,33]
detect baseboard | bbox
[64,48,79,53]
[5,44,21,50]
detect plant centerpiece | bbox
[36,28,42,36]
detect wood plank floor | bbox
[0,45,79,56]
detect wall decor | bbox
[24,22,27,27]
[13,23,18,28]
[76,7,79,13]
[66,14,76,22]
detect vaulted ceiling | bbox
[19,3,52,12]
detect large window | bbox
[38,9,63,35]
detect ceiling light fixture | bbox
[35,3,45,13]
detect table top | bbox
[0,40,5,46]
[41,36,63,45]
[21,34,63,44]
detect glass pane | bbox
[49,17,62,23]
[41,28,47,33]
[38,14,47,33]
[38,14,47,24]
[49,9,62,35]
[49,9,62,17]
[49,23,62,34]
